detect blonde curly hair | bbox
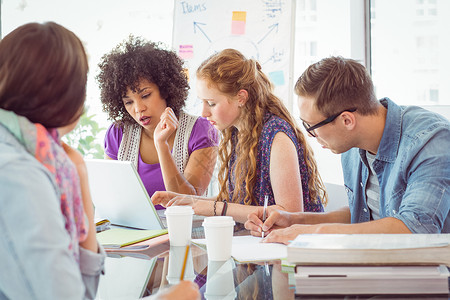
[197,49,327,206]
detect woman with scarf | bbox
[0,22,199,300]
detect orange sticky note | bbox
[232,11,246,22]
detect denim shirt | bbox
[0,124,105,299]
[342,98,450,233]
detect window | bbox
[1,0,175,134]
[370,0,450,106]
[294,0,361,185]
[298,0,318,23]
[293,0,364,184]
[415,0,438,18]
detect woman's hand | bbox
[152,191,197,207]
[154,280,200,300]
[152,191,203,216]
[166,194,197,207]
[154,107,178,150]
[244,206,295,237]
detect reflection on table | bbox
[96,225,450,300]
[96,234,295,299]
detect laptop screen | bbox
[85,159,165,230]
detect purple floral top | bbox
[228,113,324,212]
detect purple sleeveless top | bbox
[228,113,324,212]
[104,117,218,209]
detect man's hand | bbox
[262,224,324,245]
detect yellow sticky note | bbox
[232,11,247,22]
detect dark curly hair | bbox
[96,35,189,126]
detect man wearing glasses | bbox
[245,56,450,243]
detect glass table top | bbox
[96,226,450,300]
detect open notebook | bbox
[85,159,165,230]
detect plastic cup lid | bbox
[164,205,194,215]
[202,216,235,227]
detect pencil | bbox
[180,244,190,280]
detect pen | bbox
[264,262,270,276]
[262,195,268,238]
[180,244,190,281]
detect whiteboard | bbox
[172,0,296,115]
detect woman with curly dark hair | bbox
[97,36,218,206]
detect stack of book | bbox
[286,234,450,295]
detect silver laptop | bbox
[85,159,165,230]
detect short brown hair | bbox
[295,56,378,116]
[0,22,88,128]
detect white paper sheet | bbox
[192,235,287,262]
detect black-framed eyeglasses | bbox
[302,108,357,137]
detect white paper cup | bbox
[165,206,194,246]
[202,216,235,261]
[166,245,195,285]
[205,259,236,300]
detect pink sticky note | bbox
[231,21,246,35]
[179,45,194,59]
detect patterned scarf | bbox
[0,108,87,263]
